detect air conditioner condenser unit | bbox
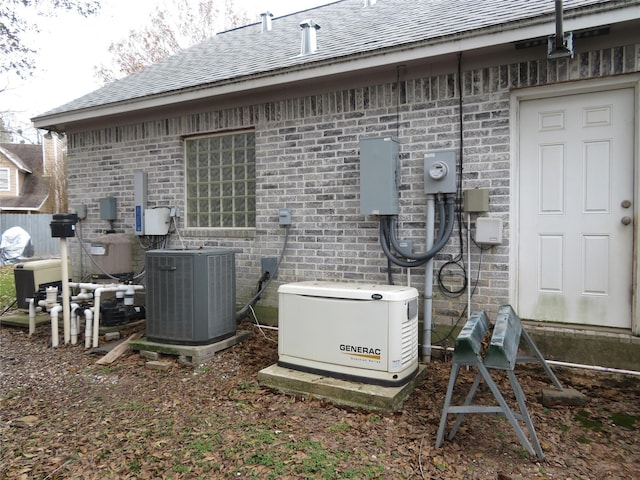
[277,281,419,387]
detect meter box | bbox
[424,151,457,194]
[359,136,399,215]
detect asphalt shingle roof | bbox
[35,0,631,120]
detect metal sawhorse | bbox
[435,305,563,460]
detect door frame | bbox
[509,74,640,334]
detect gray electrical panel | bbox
[359,136,399,215]
[99,197,117,220]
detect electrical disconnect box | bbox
[99,197,117,221]
[359,136,399,215]
[476,217,503,245]
[424,151,457,194]
[144,207,171,235]
[463,188,490,212]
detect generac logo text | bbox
[339,344,381,360]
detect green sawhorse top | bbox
[436,305,563,460]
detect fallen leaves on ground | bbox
[1,320,639,479]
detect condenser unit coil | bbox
[145,249,236,345]
[278,281,419,386]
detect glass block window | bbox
[0,169,9,191]
[185,131,256,228]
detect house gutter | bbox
[33,4,640,131]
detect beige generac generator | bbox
[277,281,419,387]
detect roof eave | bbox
[32,4,639,131]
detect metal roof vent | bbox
[363,0,377,6]
[260,12,273,33]
[299,20,320,55]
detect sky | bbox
[1,0,333,142]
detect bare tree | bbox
[95,0,250,84]
[0,115,13,143]
[46,135,68,213]
[0,0,100,79]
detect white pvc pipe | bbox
[92,284,144,347]
[70,303,79,345]
[27,298,36,336]
[68,282,106,290]
[60,237,71,345]
[430,345,640,377]
[45,286,58,309]
[71,290,93,302]
[84,309,93,349]
[546,359,640,377]
[50,304,62,348]
[423,194,436,363]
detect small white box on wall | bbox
[475,217,503,245]
[144,207,171,235]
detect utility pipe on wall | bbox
[423,194,436,363]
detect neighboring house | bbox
[0,143,51,213]
[32,0,640,340]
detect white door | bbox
[517,88,635,329]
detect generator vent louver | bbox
[145,249,236,345]
[401,307,418,365]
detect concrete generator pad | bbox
[129,330,250,366]
[258,363,427,412]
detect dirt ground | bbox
[1,319,639,479]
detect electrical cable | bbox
[434,52,470,297]
[437,260,468,297]
[432,246,485,347]
[387,198,451,260]
[379,194,456,267]
[235,224,290,320]
[0,298,17,317]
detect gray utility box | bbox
[359,136,399,215]
[424,150,457,194]
[145,249,236,345]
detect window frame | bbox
[0,168,10,191]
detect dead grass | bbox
[1,318,639,479]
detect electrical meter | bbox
[424,151,457,194]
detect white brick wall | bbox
[66,43,639,321]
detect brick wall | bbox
[66,42,639,321]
